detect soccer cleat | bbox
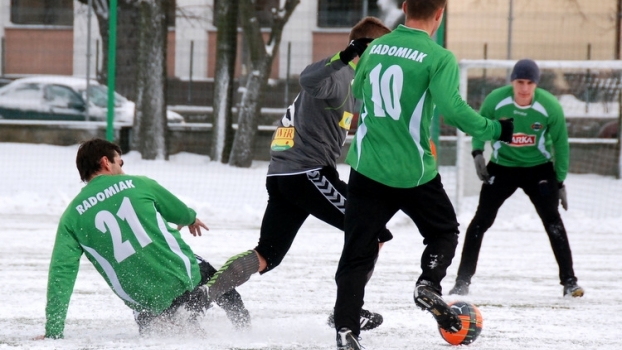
[134,310,157,335]
[225,304,251,330]
[359,309,383,331]
[414,284,462,333]
[336,327,362,350]
[185,285,211,315]
[448,280,470,296]
[563,280,585,298]
[327,308,383,331]
[133,306,183,336]
[134,285,211,336]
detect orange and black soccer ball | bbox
[438,301,483,345]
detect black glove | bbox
[498,118,514,143]
[471,150,490,182]
[339,37,374,64]
[558,181,568,211]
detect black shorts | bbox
[256,167,393,272]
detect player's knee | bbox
[472,216,495,231]
[546,221,566,237]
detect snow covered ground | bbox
[0,142,621,350]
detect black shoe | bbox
[327,308,383,331]
[414,284,462,333]
[226,305,251,330]
[134,310,157,335]
[133,306,182,336]
[448,280,470,296]
[563,280,585,298]
[185,285,211,315]
[336,327,362,350]
[359,309,383,331]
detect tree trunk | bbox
[132,0,169,160]
[210,0,238,163]
[114,1,142,101]
[78,0,166,159]
[228,0,299,167]
[78,0,141,100]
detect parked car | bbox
[0,76,184,123]
[0,77,12,88]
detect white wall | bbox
[0,1,10,76]
[175,0,211,80]
[70,0,319,81]
[279,0,316,78]
[73,0,101,78]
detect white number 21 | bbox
[95,197,152,263]
[369,63,404,120]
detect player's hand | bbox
[472,150,490,182]
[339,37,374,64]
[33,335,46,340]
[179,218,209,237]
[558,182,568,211]
[498,118,514,143]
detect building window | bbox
[10,0,74,26]
[167,0,176,27]
[317,0,380,28]
[213,0,279,28]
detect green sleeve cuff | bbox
[328,52,356,69]
[329,52,341,63]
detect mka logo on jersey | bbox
[511,133,536,146]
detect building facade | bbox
[0,0,618,82]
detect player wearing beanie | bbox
[449,59,584,299]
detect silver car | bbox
[0,76,184,123]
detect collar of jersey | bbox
[395,24,430,37]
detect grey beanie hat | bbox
[511,59,540,83]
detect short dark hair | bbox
[349,16,392,42]
[404,0,447,21]
[76,138,122,182]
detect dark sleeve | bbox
[299,53,350,100]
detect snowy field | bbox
[0,142,621,350]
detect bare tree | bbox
[211,0,238,163]
[77,0,142,101]
[78,0,169,159]
[132,0,169,159]
[228,0,300,167]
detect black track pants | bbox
[334,170,459,335]
[256,167,392,272]
[455,162,577,285]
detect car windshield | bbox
[84,85,127,108]
[0,83,42,99]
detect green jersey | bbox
[474,85,569,182]
[45,174,201,338]
[347,25,502,188]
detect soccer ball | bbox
[438,301,483,345]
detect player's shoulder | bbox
[534,87,558,102]
[58,203,76,225]
[126,175,166,192]
[534,88,563,112]
[484,85,513,103]
[125,174,151,183]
